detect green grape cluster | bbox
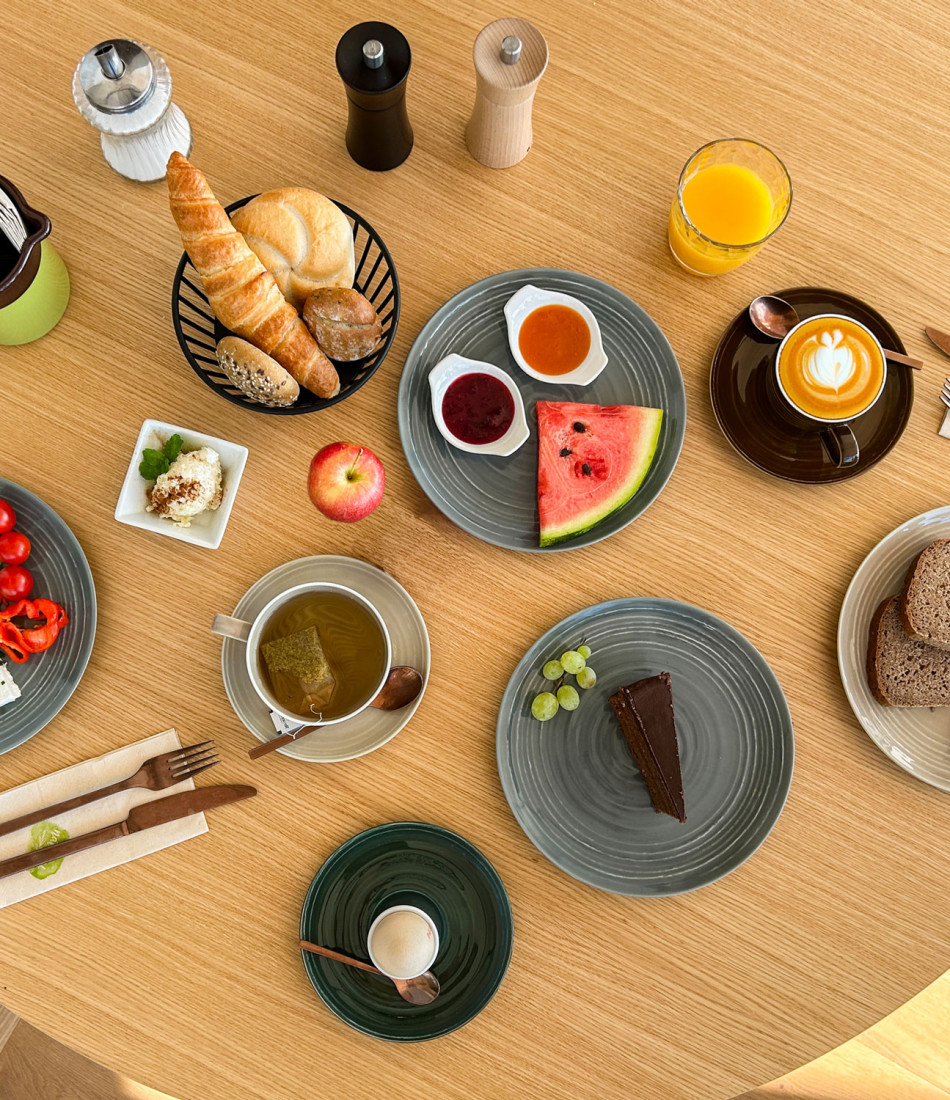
[530,643,597,721]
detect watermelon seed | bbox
[559,448,572,457]
[573,422,587,432]
[582,463,593,476]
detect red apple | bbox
[308,443,385,522]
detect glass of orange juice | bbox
[668,139,791,276]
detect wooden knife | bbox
[0,784,256,880]
[925,327,950,359]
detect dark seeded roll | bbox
[216,336,299,407]
[303,288,383,362]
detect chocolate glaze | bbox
[609,671,685,823]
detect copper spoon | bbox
[299,939,440,1005]
[748,295,923,370]
[248,666,424,760]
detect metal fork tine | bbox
[175,760,220,781]
[171,752,218,776]
[166,740,214,763]
[941,392,950,410]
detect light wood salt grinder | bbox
[465,19,548,169]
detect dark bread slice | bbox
[898,540,950,650]
[867,595,950,706]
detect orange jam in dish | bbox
[518,304,591,375]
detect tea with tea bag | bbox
[256,590,387,720]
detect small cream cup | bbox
[367,904,440,980]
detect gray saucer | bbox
[397,269,686,552]
[496,598,794,895]
[0,479,96,754]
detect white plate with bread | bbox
[167,153,399,414]
[838,505,950,790]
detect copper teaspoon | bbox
[248,666,424,760]
[299,940,440,1005]
[748,295,923,370]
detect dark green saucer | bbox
[299,822,513,1041]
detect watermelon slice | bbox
[536,401,663,547]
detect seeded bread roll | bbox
[866,595,950,706]
[216,337,300,407]
[898,539,950,649]
[302,288,383,362]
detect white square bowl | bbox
[115,419,248,549]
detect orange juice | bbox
[667,140,791,276]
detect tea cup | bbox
[211,581,391,726]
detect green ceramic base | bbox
[299,822,513,1041]
[0,241,70,345]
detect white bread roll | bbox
[231,188,355,311]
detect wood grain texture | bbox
[1,1,949,1099]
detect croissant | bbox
[166,152,339,400]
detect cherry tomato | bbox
[0,531,30,565]
[0,565,33,602]
[0,500,14,535]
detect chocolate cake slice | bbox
[609,672,686,822]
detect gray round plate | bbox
[0,479,96,754]
[838,505,950,790]
[397,269,686,552]
[496,598,794,895]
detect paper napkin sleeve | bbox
[0,729,207,909]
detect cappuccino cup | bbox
[771,314,886,468]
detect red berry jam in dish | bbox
[441,373,515,445]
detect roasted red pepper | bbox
[0,598,69,657]
[0,621,28,663]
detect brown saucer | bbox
[710,287,913,483]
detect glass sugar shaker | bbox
[72,39,193,183]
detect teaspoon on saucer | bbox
[748,295,923,370]
[247,666,424,760]
[299,939,440,1005]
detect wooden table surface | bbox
[2,1,950,1098]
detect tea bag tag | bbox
[270,711,302,735]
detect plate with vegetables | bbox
[0,479,96,754]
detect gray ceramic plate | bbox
[0,479,96,754]
[397,269,686,552]
[838,506,950,790]
[221,556,429,762]
[496,598,794,895]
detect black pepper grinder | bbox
[335,22,413,171]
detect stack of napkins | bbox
[0,729,207,909]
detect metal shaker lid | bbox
[78,39,156,113]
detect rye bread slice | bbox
[867,595,950,706]
[898,539,950,650]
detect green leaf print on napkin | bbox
[28,821,69,879]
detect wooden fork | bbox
[0,740,219,839]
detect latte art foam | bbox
[778,316,885,421]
